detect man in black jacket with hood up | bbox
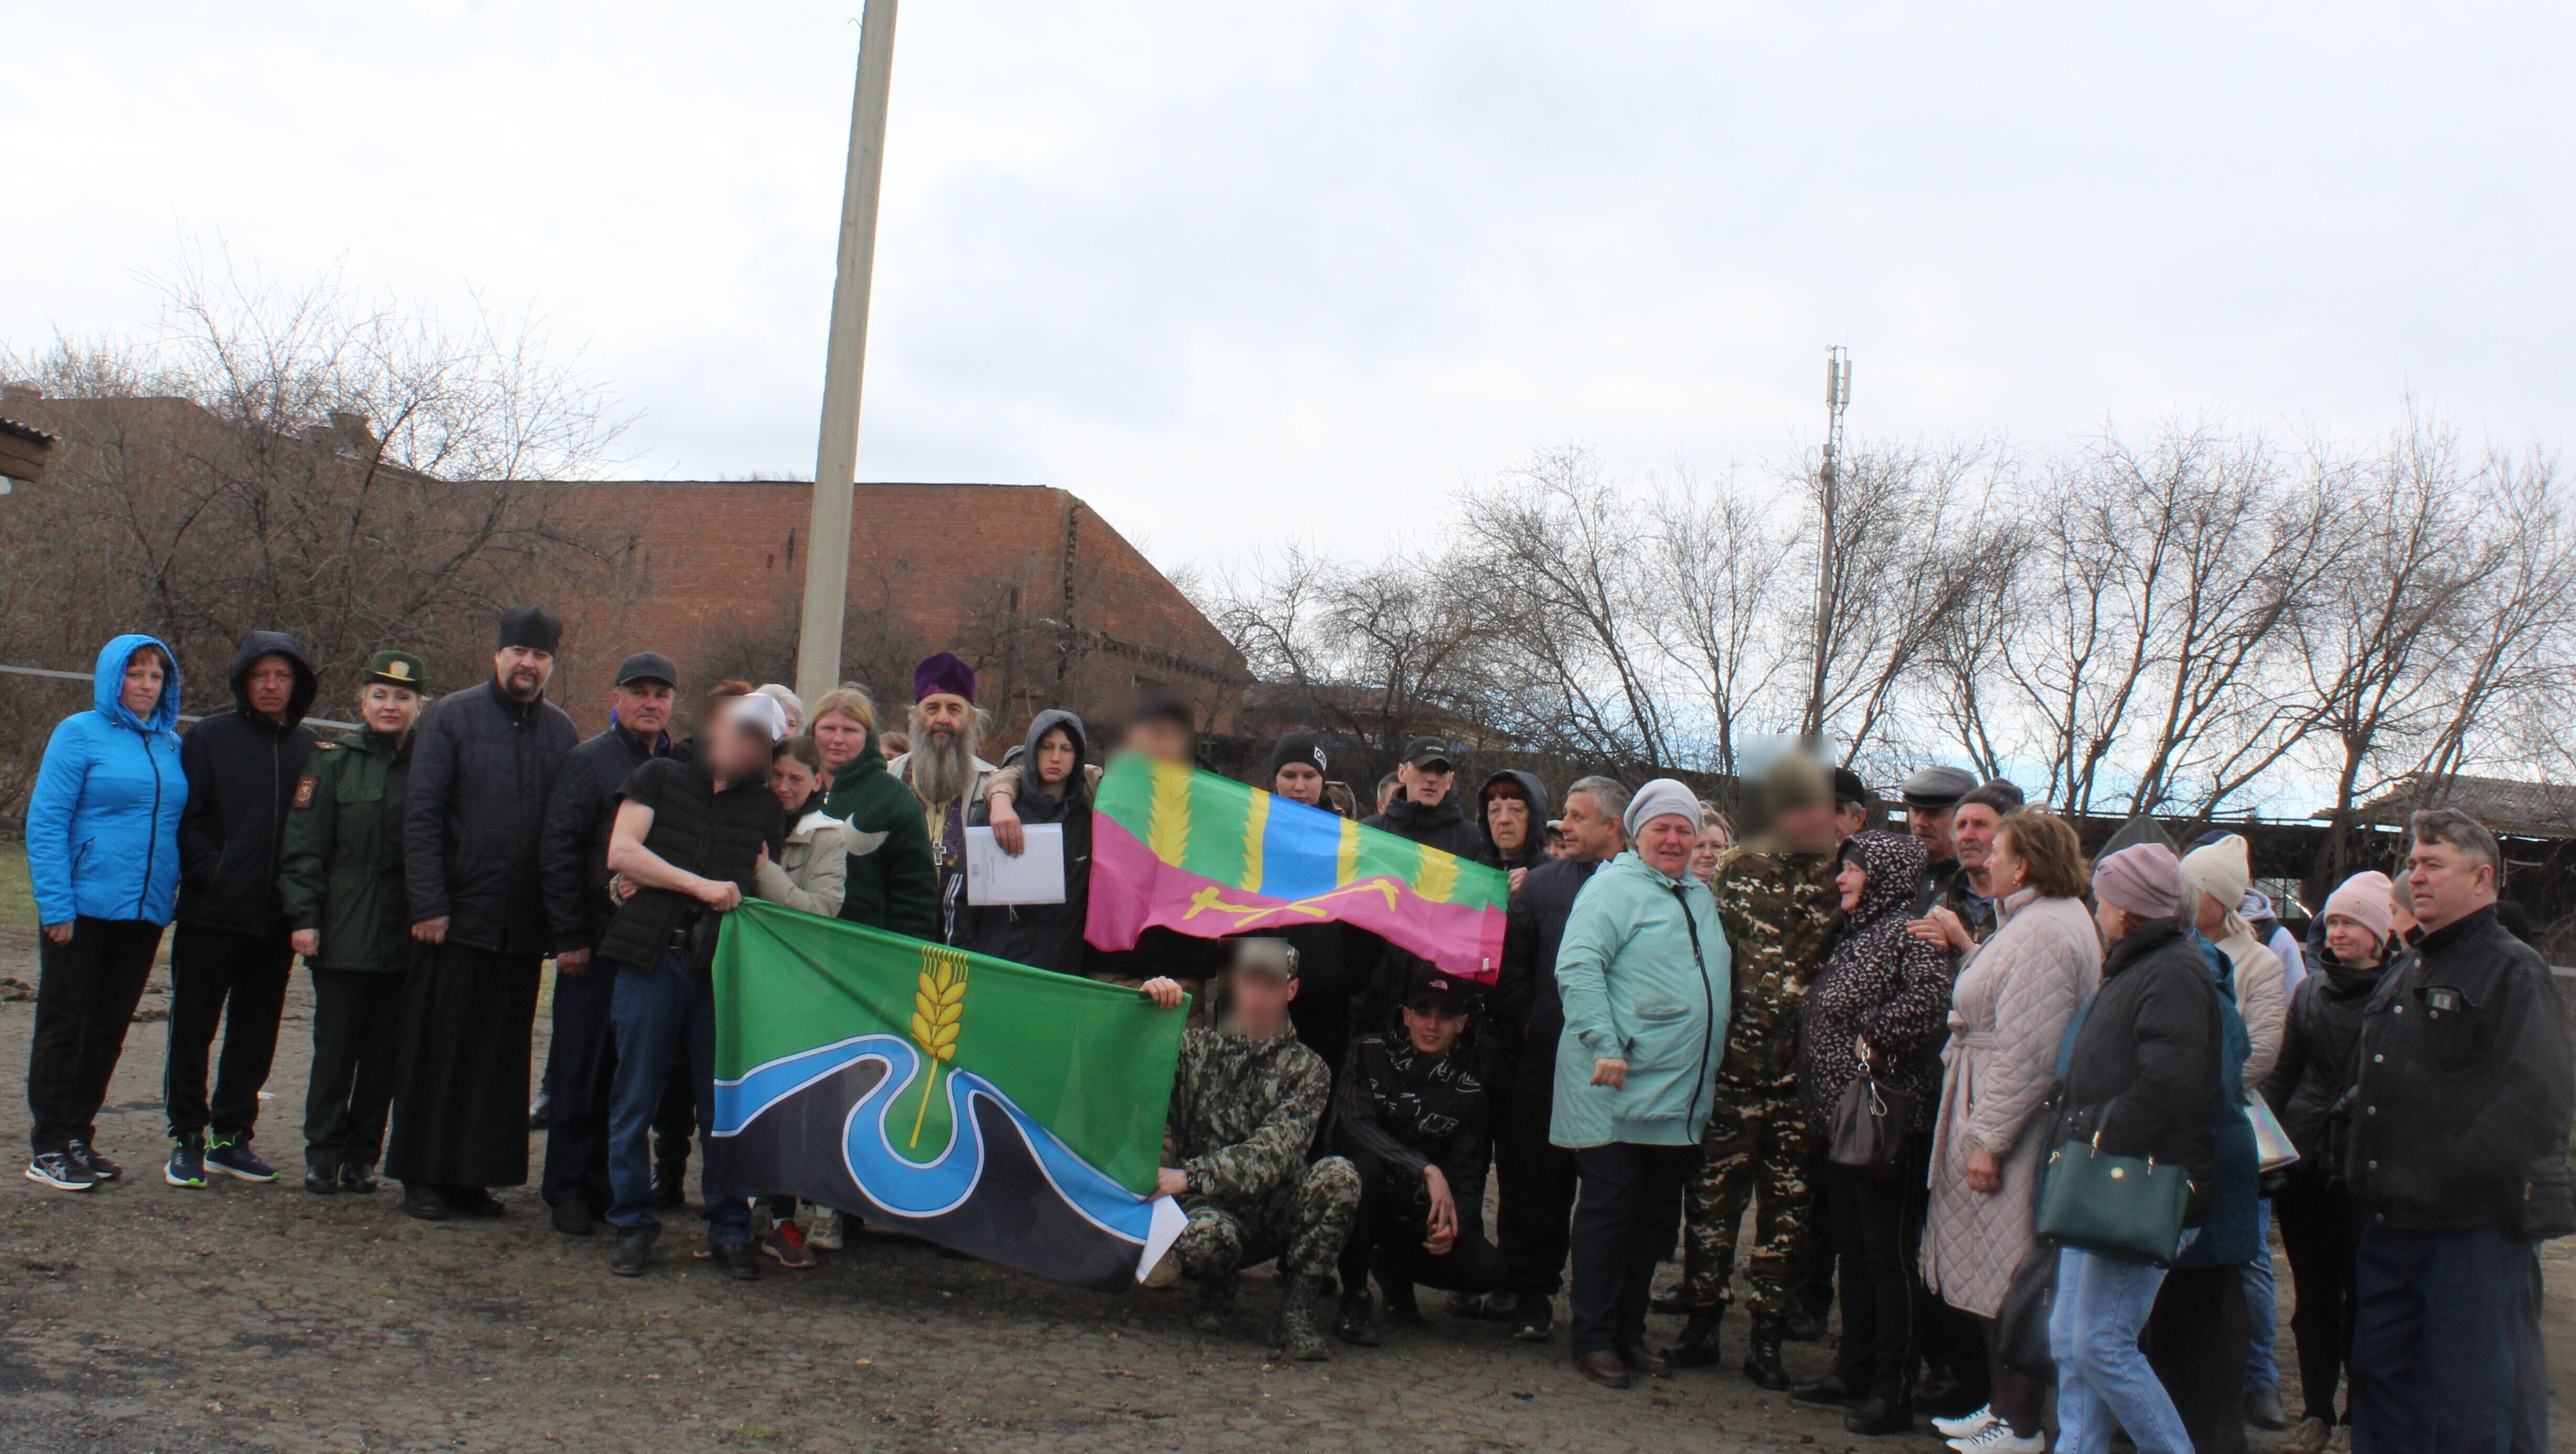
[163,631,318,1189]
[2345,810,2573,1454]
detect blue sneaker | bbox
[206,1137,279,1182]
[164,1138,207,1189]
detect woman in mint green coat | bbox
[1549,779,1731,1387]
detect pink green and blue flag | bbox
[1085,755,1508,981]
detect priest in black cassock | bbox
[386,606,579,1221]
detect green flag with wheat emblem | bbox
[704,900,1189,1291]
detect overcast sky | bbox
[9,3,2570,572]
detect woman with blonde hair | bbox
[1922,812,2101,1453]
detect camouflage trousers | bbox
[1174,1156,1360,1280]
[1678,1089,1812,1318]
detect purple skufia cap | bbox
[912,650,976,704]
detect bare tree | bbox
[1647,468,1796,777]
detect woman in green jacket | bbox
[277,651,425,1196]
[1550,779,1731,1388]
[809,687,938,940]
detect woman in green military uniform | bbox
[278,650,426,1196]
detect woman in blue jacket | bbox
[23,634,188,1192]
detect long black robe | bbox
[383,942,541,1188]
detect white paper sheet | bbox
[964,823,1067,906]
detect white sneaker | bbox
[1932,1407,2000,1441]
[1950,1423,2045,1454]
[806,1207,845,1251]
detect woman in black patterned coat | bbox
[1791,829,1957,1434]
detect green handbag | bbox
[2035,1130,2192,1267]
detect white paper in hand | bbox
[964,824,1066,906]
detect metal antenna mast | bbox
[1804,345,1852,743]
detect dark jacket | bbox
[277,728,413,972]
[2259,947,2386,1172]
[1362,789,1487,860]
[1489,853,1609,1085]
[175,632,319,936]
[595,755,782,970]
[1353,786,1492,1031]
[1800,831,1952,1137]
[2345,905,2575,1232]
[1473,769,1551,873]
[540,722,670,956]
[2057,916,2227,1225]
[957,710,1093,975]
[401,677,580,956]
[1335,1031,1490,1206]
[821,748,939,940]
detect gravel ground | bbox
[0,926,2568,1453]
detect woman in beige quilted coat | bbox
[1920,812,2101,1452]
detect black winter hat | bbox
[497,605,563,653]
[1266,732,1330,784]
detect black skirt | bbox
[382,942,542,1188]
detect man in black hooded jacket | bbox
[163,630,318,1188]
[1351,738,1488,1032]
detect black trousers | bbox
[2146,1264,2252,1454]
[1821,1146,1931,1400]
[2274,1167,2361,1424]
[1800,1143,1838,1317]
[302,967,405,1168]
[1339,1148,1509,1297]
[1496,1056,1582,1299]
[26,917,164,1154]
[1569,1142,1695,1355]
[163,923,294,1143]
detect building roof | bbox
[2342,773,2576,840]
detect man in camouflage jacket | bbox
[1150,940,1359,1361]
[1673,757,1845,1386]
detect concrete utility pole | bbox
[795,0,901,707]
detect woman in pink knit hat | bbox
[2256,871,2396,1453]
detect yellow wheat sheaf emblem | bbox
[908,945,970,1148]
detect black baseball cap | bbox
[1406,964,1471,1015]
[615,651,680,689]
[1400,736,1456,771]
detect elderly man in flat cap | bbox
[388,605,579,1223]
[886,651,1000,944]
[1895,765,1980,916]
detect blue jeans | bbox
[2054,1240,2196,1454]
[2245,1197,2278,1389]
[2349,1223,2529,1454]
[604,949,749,1246]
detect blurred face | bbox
[493,645,554,701]
[2323,912,2384,968]
[1272,761,1325,805]
[1908,804,1958,863]
[2407,837,2497,934]
[1638,814,1697,878]
[1124,717,1191,765]
[358,682,421,736]
[120,652,165,717]
[1985,828,2031,895]
[1688,822,1729,883]
[1034,726,1078,786]
[244,654,296,721]
[1486,792,1531,854]
[1544,828,1572,859]
[1953,803,2002,873]
[713,722,773,782]
[1559,790,1624,863]
[1773,800,1840,854]
[1398,760,1454,807]
[812,710,870,771]
[916,694,972,741]
[613,680,675,738]
[1225,969,1298,1040]
[771,753,819,811]
[1403,1002,1468,1055]
[1837,856,1868,913]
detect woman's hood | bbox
[91,633,181,734]
[1841,829,1925,928]
[1479,768,1551,864]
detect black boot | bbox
[400,1181,450,1222]
[1782,1308,1828,1343]
[1379,1276,1423,1327]
[1335,1288,1381,1346]
[1741,1313,1790,1390]
[1274,1274,1330,1361]
[1790,1370,1862,1407]
[303,1162,338,1196]
[1671,1307,1726,1368]
[1845,1391,1913,1436]
[1190,1270,1238,1335]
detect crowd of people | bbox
[17,613,2574,1454]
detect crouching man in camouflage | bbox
[1670,754,1845,1386]
[1143,939,1359,1361]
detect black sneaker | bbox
[712,1241,761,1281]
[66,1140,122,1182]
[1510,1293,1554,1343]
[528,1088,553,1131]
[25,1151,99,1192]
[205,1137,279,1182]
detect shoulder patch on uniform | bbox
[294,775,318,808]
